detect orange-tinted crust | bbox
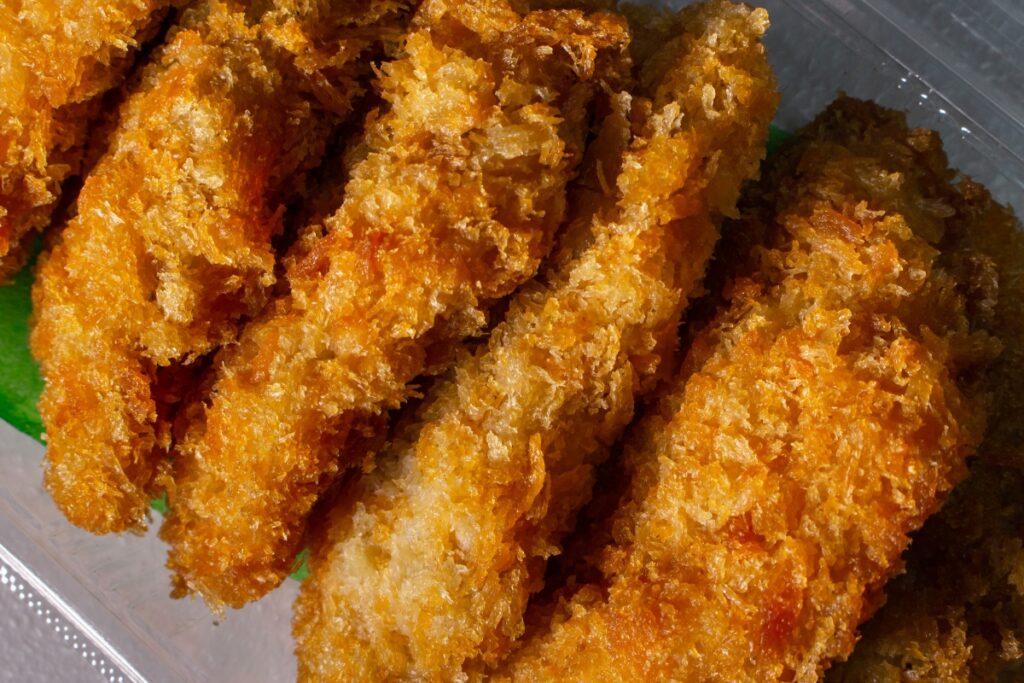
[31,0,407,534]
[499,97,999,683]
[160,0,632,611]
[829,181,1024,681]
[0,0,178,279]
[291,2,777,680]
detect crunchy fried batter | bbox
[828,467,1024,682]
[0,0,177,279]
[291,3,777,680]
[160,0,631,611]
[829,181,1024,682]
[499,97,1000,683]
[31,0,405,534]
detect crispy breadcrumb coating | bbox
[530,2,691,74]
[0,0,177,279]
[828,467,1024,682]
[161,0,631,611]
[31,0,406,534]
[291,3,777,680]
[499,97,999,683]
[829,181,1024,682]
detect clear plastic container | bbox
[2,1,1022,681]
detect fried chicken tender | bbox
[499,97,1000,683]
[828,181,1024,682]
[160,0,631,611]
[31,0,406,534]
[291,3,777,680]
[0,0,177,279]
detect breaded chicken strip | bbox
[160,0,631,611]
[291,3,777,680]
[828,181,1024,682]
[31,0,407,534]
[0,0,178,279]
[499,97,1000,683]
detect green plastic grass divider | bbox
[0,242,44,441]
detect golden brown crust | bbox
[827,468,1024,683]
[0,0,178,279]
[160,0,631,611]
[291,2,777,680]
[828,177,1024,682]
[31,0,403,534]
[499,97,999,683]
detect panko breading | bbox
[499,97,1000,683]
[828,467,1024,682]
[31,0,407,534]
[291,2,777,680]
[160,0,631,611]
[828,181,1024,682]
[0,0,177,279]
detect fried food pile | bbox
[160,0,632,611]
[14,0,1024,680]
[293,2,777,679]
[32,0,414,534]
[499,95,1001,682]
